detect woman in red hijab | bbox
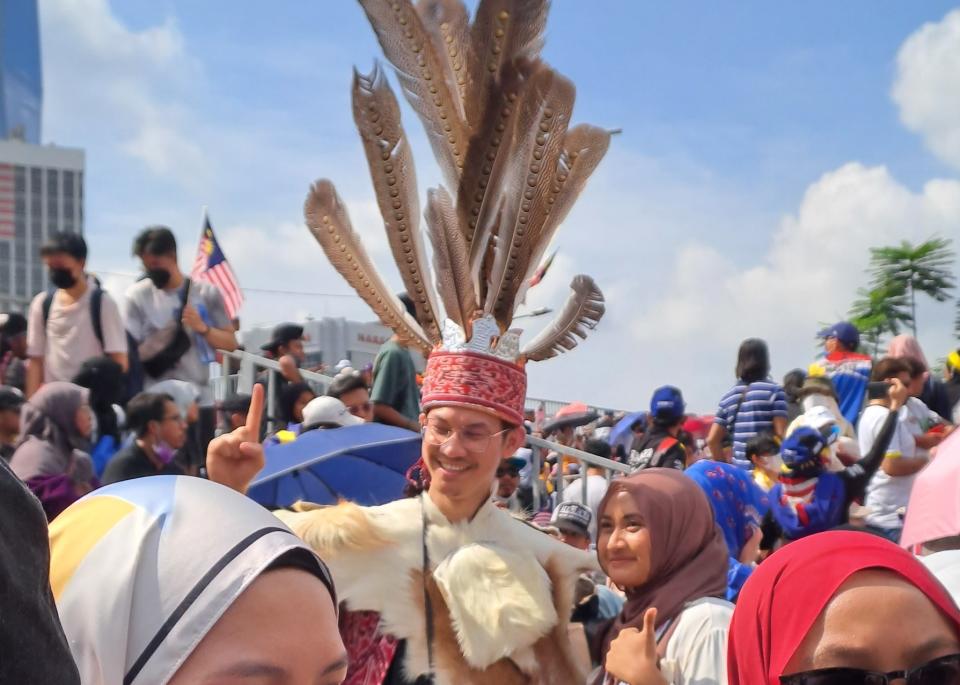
[729,530,960,685]
[593,468,730,685]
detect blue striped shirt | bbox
[715,380,788,468]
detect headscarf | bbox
[150,379,200,422]
[888,334,929,370]
[595,469,727,677]
[278,381,314,424]
[73,357,125,441]
[10,383,94,519]
[728,531,960,685]
[49,475,336,685]
[685,460,769,599]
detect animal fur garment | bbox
[305,0,609,359]
[275,496,597,684]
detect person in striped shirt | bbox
[707,338,788,469]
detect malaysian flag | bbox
[191,214,243,319]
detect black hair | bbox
[745,434,780,461]
[782,368,806,403]
[278,382,315,424]
[871,357,910,383]
[736,338,771,384]
[398,292,417,319]
[583,438,611,460]
[133,226,178,258]
[41,231,88,261]
[902,356,926,379]
[326,372,368,400]
[72,357,126,441]
[126,392,176,437]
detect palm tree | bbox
[848,284,913,356]
[869,237,955,337]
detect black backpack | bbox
[42,281,144,401]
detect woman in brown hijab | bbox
[592,468,731,685]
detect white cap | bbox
[301,396,363,429]
[334,359,352,372]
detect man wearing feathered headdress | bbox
[209,0,611,682]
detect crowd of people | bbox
[4,234,960,685]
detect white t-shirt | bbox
[562,473,608,542]
[27,276,126,383]
[124,278,230,405]
[859,404,918,530]
[900,397,941,459]
[615,597,732,685]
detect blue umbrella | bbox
[608,411,647,456]
[247,423,422,508]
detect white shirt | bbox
[900,397,941,459]
[859,404,919,530]
[561,473,608,541]
[615,597,732,685]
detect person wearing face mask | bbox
[744,434,782,491]
[124,226,238,406]
[102,392,188,484]
[26,232,128,397]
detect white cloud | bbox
[892,9,960,171]
[39,0,208,182]
[536,163,960,412]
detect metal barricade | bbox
[525,435,631,512]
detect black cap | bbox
[41,231,88,261]
[0,386,25,411]
[261,323,304,352]
[220,393,252,414]
[0,312,27,337]
[550,502,592,538]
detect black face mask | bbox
[49,268,77,290]
[146,268,171,289]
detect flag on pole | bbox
[191,214,244,319]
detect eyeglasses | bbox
[496,467,520,478]
[780,653,960,685]
[422,422,509,454]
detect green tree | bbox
[869,237,955,338]
[848,284,913,356]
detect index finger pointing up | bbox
[245,383,264,439]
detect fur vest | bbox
[276,495,597,684]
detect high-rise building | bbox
[0,0,43,143]
[0,139,84,311]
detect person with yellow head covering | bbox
[945,349,960,424]
[49,475,346,685]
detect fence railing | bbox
[525,435,630,511]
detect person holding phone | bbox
[859,357,927,543]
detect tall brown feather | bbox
[352,63,441,343]
[358,0,468,190]
[467,0,549,131]
[425,186,478,333]
[482,67,575,330]
[416,0,470,123]
[514,124,610,305]
[521,275,604,361]
[459,59,540,254]
[304,180,432,355]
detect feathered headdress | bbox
[305,0,609,424]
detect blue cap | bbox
[650,385,685,422]
[780,427,827,475]
[818,321,860,349]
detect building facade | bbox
[242,316,425,372]
[0,0,43,144]
[0,139,84,311]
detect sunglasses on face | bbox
[780,653,960,685]
[496,468,520,478]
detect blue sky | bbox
[38,1,960,411]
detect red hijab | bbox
[728,531,960,685]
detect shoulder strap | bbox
[90,284,104,349]
[728,382,751,430]
[42,290,54,327]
